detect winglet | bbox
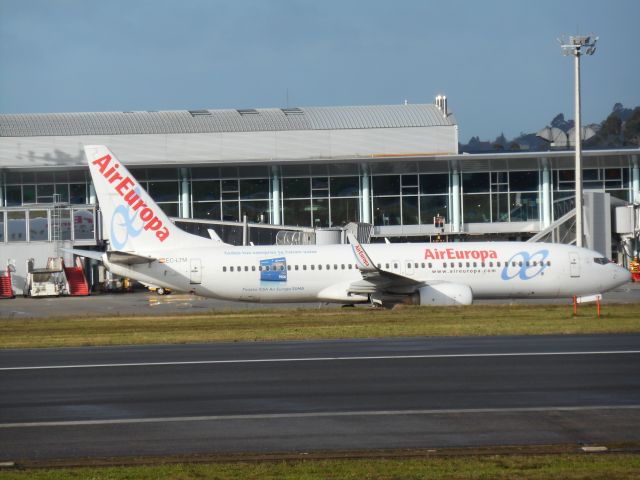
[347,234,378,273]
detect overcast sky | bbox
[1,0,638,142]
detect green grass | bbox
[1,454,639,479]
[1,303,639,349]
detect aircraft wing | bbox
[346,234,424,294]
[63,248,156,265]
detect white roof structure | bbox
[0,103,458,168]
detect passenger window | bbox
[458,262,462,268]
[348,264,353,269]
[394,263,398,269]
[546,261,551,266]
[334,264,338,269]
[377,263,381,269]
[518,261,523,267]
[473,262,477,268]
[428,262,432,268]
[311,265,315,270]
[244,266,248,272]
[385,263,389,269]
[318,265,322,270]
[466,262,470,268]
[443,262,447,268]
[251,266,256,271]
[341,264,345,270]
[238,266,242,272]
[223,266,227,272]
[230,266,234,272]
[327,264,331,270]
[489,262,493,267]
[295,265,299,271]
[303,265,307,271]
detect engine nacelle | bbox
[411,283,473,306]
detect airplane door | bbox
[190,259,202,284]
[405,260,414,276]
[569,252,580,278]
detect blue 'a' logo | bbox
[501,250,549,281]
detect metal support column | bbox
[632,155,639,203]
[271,166,281,225]
[360,164,371,224]
[180,168,190,219]
[541,160,552,228]
[89,182,96,205]
[451,169,461,233]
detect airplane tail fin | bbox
[84,145,207,252]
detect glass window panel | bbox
[29,210,48,241]
[283,199,311,226]
[373,196,401,225]
[312,199,329,227]
[373,175,400,196]
[402,174,418,187]
[193,202,221,220]
[5,185,21,206]
[54,171,69,182]
[37,184,54,203]
[69,183,87,204]
[7,211,26,242]
[605,168,621,180]
[491,193,510,222]
[330,176,359,197]
[59,209,72,241]
[312,177,328,189]
[420,173,449,195]
[463,194,491,223]
[462,173,490,193]
[240,200,270,223]
[583,169,599,181]
[0,212,3,242]
[148,182,179,202]
[158,203,178,217]
[23,185,35,204]
[54,184,69,203]
[420,195,449,224]
[192,180,220,201]
[282,178,310,198]
[510,192,539,222]
[509,171,539,191]
[330,197,359,226]
[221,179,238,192]
[222,201,239,221]
[73,209,95,240]
[402,196,419,225]
[240,179,269,199]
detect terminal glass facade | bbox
[0,157,636,243]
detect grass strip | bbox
[1,454,639,479]
[1,303,639,349]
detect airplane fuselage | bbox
[104,241,628,304]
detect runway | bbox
[1,334,640,461]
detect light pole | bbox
[560,35,597,247]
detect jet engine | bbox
[409,283,473,306]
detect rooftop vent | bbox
[237,109,259,116]
[435,95,448,116]
[188,109,211,117]
[281,107,304,115]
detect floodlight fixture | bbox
[559,33,598,247]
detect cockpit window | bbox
[593,257,609,265]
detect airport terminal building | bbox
[1,98,639,291]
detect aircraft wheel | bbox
[156,287,166,296]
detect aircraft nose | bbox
[613,264,632,287]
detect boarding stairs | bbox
[528,196,577,245]
[63,257,90,296]
[0,267,15,299]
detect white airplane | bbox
[71,145,631,307]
